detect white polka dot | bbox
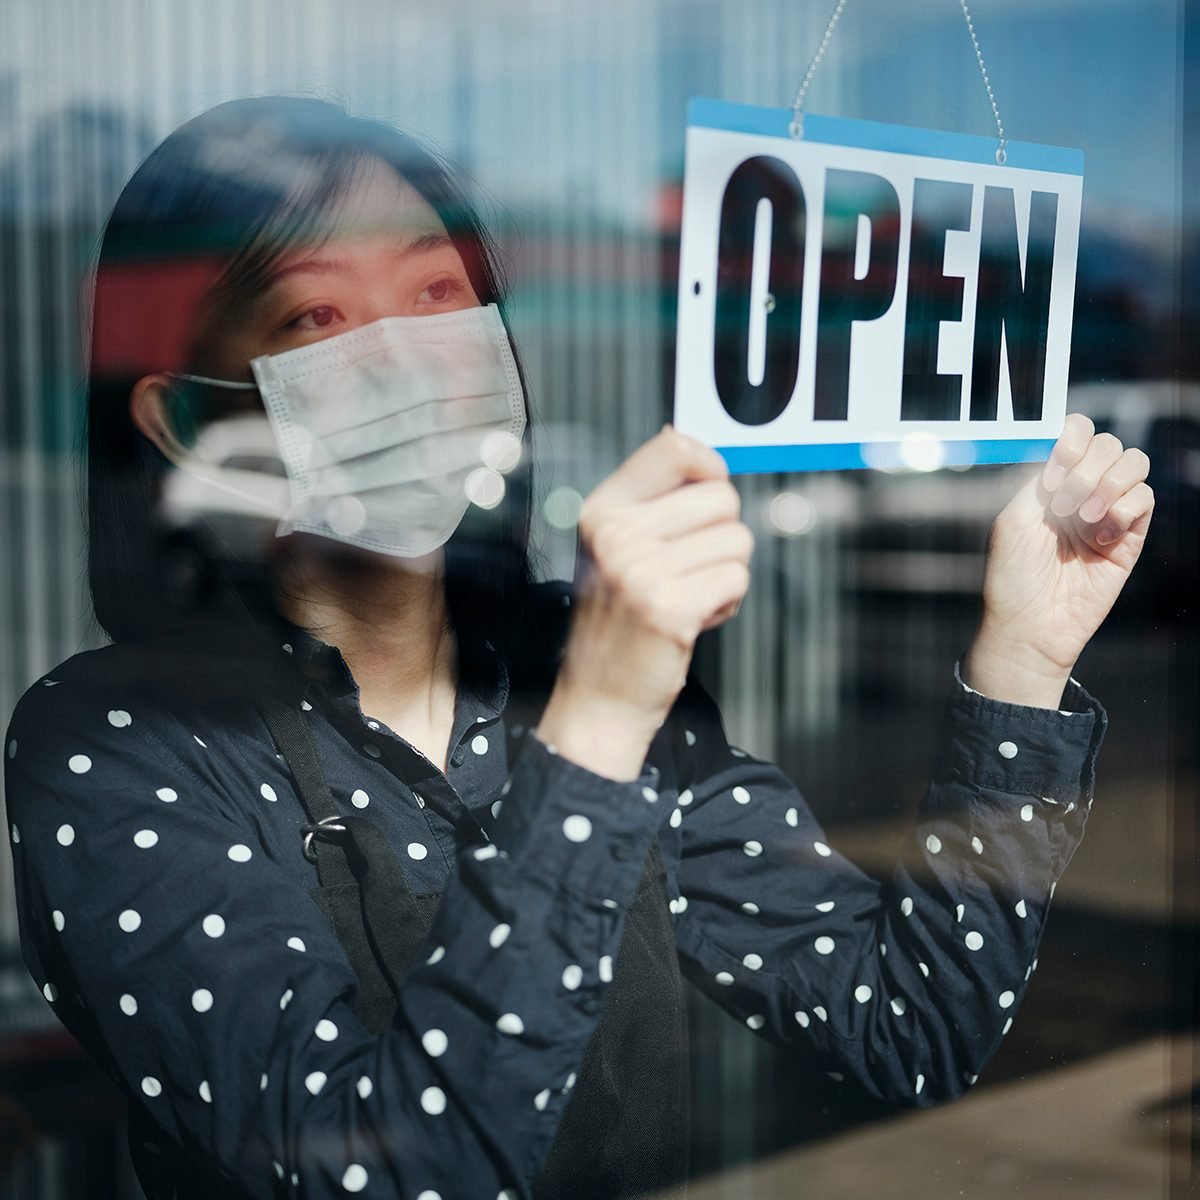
[562,964,583,990]
[674,895,688,913]
[854,985,872,1004]
[192,989,213,1013]
[925,834,942,854]
[417,1193,442,1200]
[1020,803,1034,822]
[259,783,277,803]
[891,997,907,1016]
[966,1073,979,1085]
[118,910,141,933]
[56,824,75,846]
[955,903,965,922]
[731,747,747,757]
[499,780,512,798]
[120,993,137,1016]
[879,943,887,956]
[678,789,694,807]
[814,936,836,955]
[998,740,1018,759]
[813,841,831,857]
[356,1075,373,1099]
[301,700,312,712]
[742,953,763,971]
[965,931,984,951]
[1015,899,1028,918]
[305,1072,327,1095]
[342,1164,368,1192]
[746,1014,765,1030]
[68,755,91,774]
[828,1071,845,1082]
[491,800,503,819]
[363,744,381,759]
[52,910,64,931]
[10,823,18,843]
[474,844,499,860]
[999,990,1015,1009]
[598,955,613,983]
[133,829,158,849]
[281,643,293,655]
[273,1162,285,1180]
[157,787,178,802]
[6,739,15,759]
[422,1028,448,1057]
[472,734,489,755]
[795,1011,810,1027]
[107,710,132,728]
[43,982,57,1002]
[715,971,734,986]
[971,836,984,854]
[562,815,592,843]
[279,989,293,1010]
[407,842,429,861]
[684,729,696,746]
[199,1080,212,1104]
[366,720,380,731]
[287,937,306,952]
[1002,1016,1013,1035]
[497,1013,524,1035]
[900,897,914,916]
[315,1019,338,1042]
[489,923,511,949]
[732,786,750,805]
[602,898,618,909]
[193,735,207,748]
[743,840,763,857]
[642,786,658,803]
[669,808,682,828]
[142,1077,162,1098]
[202,914,225,938]
[815,900,835,913]
[228,844,252,863]
[741,901,760,915]
[915,1074,925,1095]
[350,789,370,809]
[534,1088,551,1111]
[813,1006,828,1021]
[785,807,799,826]
[427,946,445,965]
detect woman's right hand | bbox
[533,425,755,780]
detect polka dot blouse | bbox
[3,579,1108,1199]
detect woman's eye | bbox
[286,305,343,332]
[420,277,466,304]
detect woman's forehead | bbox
[300,157,448,248]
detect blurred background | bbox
[0,0,1195,1196]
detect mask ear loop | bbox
[166,371,259,390]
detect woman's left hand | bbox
[963,413,1154,707]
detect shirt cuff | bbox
[934,659,1109,804]
[485,729,665,907]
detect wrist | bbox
[962,626,1075,710]
[534,684,663,782]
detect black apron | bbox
[256,690,692,1200]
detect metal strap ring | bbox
[301,815,348,863]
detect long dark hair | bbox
[84,95,548,689]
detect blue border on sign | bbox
[687,97,1085,176]
[716,439,1057,474]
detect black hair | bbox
[84,94,550,692]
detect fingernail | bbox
[1043,463,1067,490]
[1096,526,1118,545]
[1050,490,1078,517]
[1078,495,1106,523]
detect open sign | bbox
[673,98,1084,472]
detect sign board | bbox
[673,98,1085,472]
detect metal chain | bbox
[959,0,1008,164]
[788,0,1009,166]
[789,0,848,139]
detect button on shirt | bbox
[3,579,1108,1199]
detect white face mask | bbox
[166,302,526,558]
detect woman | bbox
[4,95,1153,1200]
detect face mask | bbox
[167,302,526,558]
